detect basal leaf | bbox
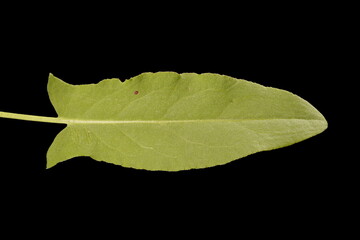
[0,72,327,171]
[44,72,327,171]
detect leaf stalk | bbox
[0,111,66,124]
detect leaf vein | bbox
[87,128,136,158]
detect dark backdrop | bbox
[0,5,341,232]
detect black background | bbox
[0,4,345,233]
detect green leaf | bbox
[0,72,327,171]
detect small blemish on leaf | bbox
[134,91,139,95]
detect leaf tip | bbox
[314,107,328,133]
[321,116,328,132]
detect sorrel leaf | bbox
[0,72,327,171]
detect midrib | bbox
[0,111,324,124]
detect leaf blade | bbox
[47,72,327,170]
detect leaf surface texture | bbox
[46,72,327,170]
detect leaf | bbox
[45,72,327,171]
[0,72,327,171]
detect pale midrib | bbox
[0,111,324,125]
